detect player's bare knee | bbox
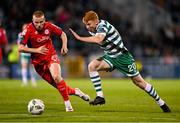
[88,63,97,72]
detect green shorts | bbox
[98,51,139,77]
[21,53,31,63]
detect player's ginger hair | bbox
[82,11,99,23]
[33,10,44,18]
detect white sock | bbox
[158,98,165,106]
[64,100,72,108]
[22,68,27,85]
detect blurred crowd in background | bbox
[0,0,180,79]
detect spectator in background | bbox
[17,24,37,87]
[55,6,71,27]
[7,41,19,78]
[0,19,8,64]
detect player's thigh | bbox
[34,64,56,87]
[98,60,111,71]
[88,59,110,71]
[49,62,62,78]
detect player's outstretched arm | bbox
[69,28,105,44]
[60,31,68,55]
[18,44,48,55]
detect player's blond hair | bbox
[33,10,44,18]
[82,11,99,23]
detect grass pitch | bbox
[0,78,179,122]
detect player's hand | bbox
[69,28,80,40]
[37,45,49,55]
[61,45,68,55]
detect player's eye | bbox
[34,21,43,24]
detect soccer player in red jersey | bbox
[18,10,90,112]
[0,20,8,64]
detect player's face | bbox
[85,20,97,32]
[32,15,45,31]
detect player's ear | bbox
[82,17,86,24]
[95,19,99,25]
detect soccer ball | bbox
[27,99,45,115]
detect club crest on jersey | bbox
[44,29,49,35]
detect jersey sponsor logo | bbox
[37,36,50,42]
[44,29,49,35]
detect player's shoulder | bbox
[25,23,31,28]
[97,20,108,28]
[21,23,32,36]
[45,21,54,27]
[45,21,61,29]
[24,23,34,31]
[99,20,107,24]
[45,21,51,25]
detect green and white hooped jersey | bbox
[89,20,128,58]
[89,20,139,77]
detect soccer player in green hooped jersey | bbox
[70,10,171,113]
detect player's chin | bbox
[37,27,43,31]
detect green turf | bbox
[0,78,179,122]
